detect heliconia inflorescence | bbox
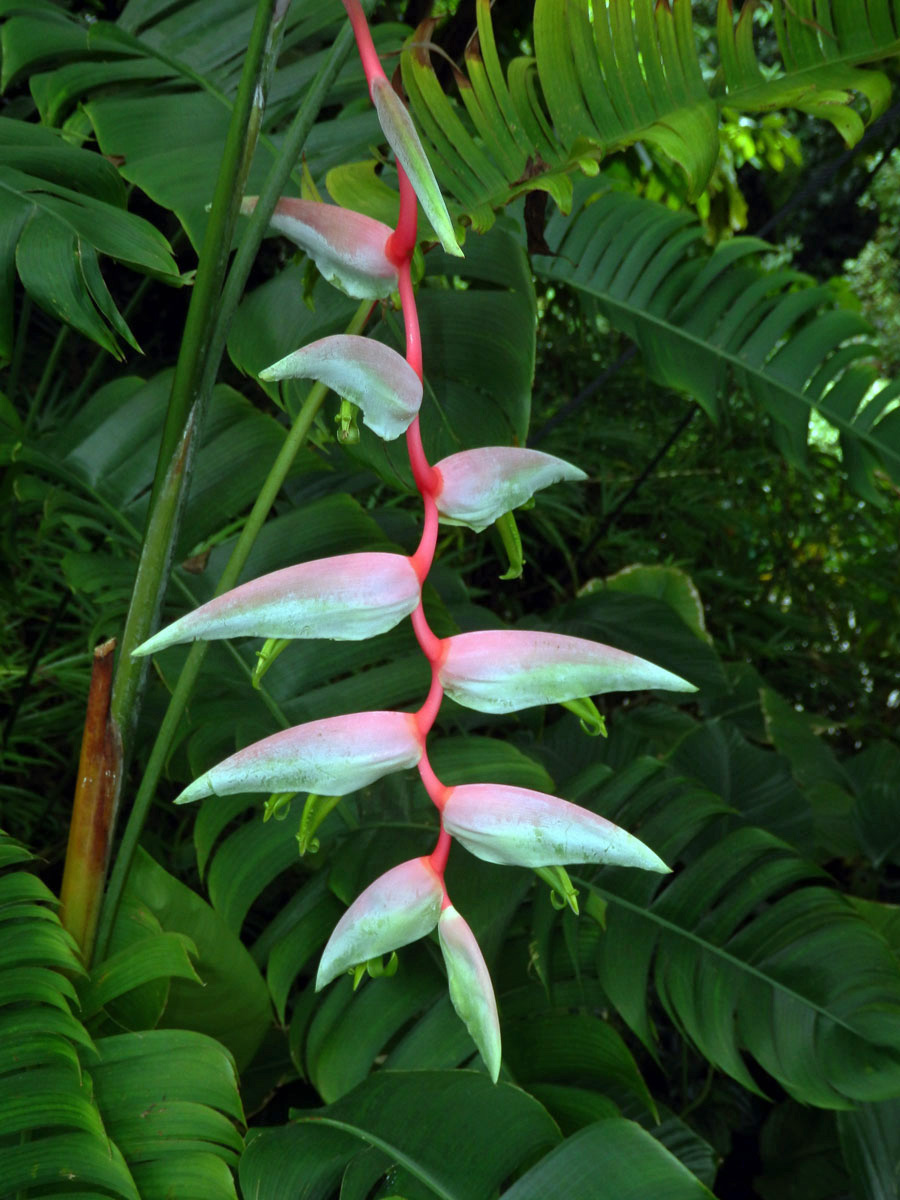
[135,0,696,1082]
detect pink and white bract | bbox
[133,553,420,654]
[316,856,443,989]
[442,783,669,872]
[174,711,422,805]
[241,196,397,299]
[439,629,696,714]
[152,0,704,1083]
[438,906,501,1082]
[260,335,423,440]
[434,447,587,532]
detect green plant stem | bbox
[147,0,281,512]
[108,11,356,759]
[198,18,357,405]
[93,297,370,963]
[109,0,282,761]
[24,326,68,436]
[7,293,31,408]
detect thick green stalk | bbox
[94,16,358,963]
[109,0,282,755]
[93,296,369,963]
[200,19,357,404]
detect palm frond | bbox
[718,0,899,145]
[537,182,900,499]
[571,765,900,1108]
[387,0,899,234]
[0,831,244,1199]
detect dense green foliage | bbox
[1,0,899,1197]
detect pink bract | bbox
[442,783,669,872]
[439,629,696,714]
[174,710,422,805]
[259,335,423,441]
[316,856,443,989]
[241,196,397,299]
[134,553,420,655]
[433,447,587,532]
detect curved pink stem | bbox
[430,826,452,881]
[418,747,450,811]
[344,0,459,936]
[398,260,423,382]
[341,0,387,92]
[387,166,419,268]
[411,601,442,662]
[410,491,439,579]
[416,662,445,737]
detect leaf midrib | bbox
[297,1117,456,1200]
[580,880,878,1041]
[540,263,900,473]
[722,40,900,109]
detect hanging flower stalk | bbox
[135,0,695,1081]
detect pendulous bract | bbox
[137,0,695,1080]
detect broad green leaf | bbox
[503,1013,657,1119]
[307,959,445,1102]
[429,736,555,793]
[0,148,177,358]
[0,1133,139,1199]
[668,720,813,849]
[123,849,273,1072]
[244,1071,560,1200]
[837,1097,900,1200]
[501,1119,714,1199]
[846,741,900,869]
[239,1123,360,1199]
[78,930,200,1020]
[90,1029,244,1124]
[89,1029,244,1200]
[265,877,345,1023]
[0,1065,103,1140]
[602,564,710,642]
[720,0,897,141]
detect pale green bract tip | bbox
[370,76,463,258]
[439,906,502,1082]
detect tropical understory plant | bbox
[2,0,900,1197]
